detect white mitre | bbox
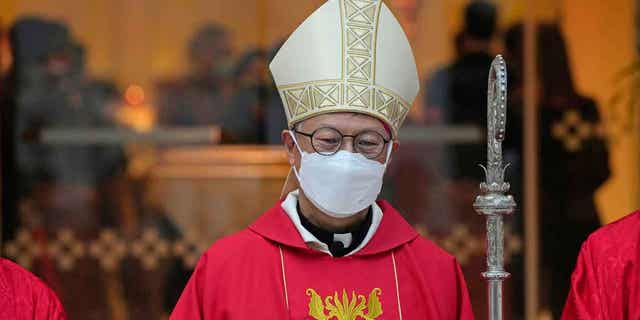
[269,0,419,137]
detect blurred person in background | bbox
[412,0,497,230]
[263,39,287,144]
[5,16,124,319]
[423,32,465,125]
[505,23,610,319]
[5,17,67,234]
[222,48,269,143]
[156,23,234,129]
[446,0,497,189]
[417,1,499,229]
[420,3,520,318]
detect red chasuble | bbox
[562,210,640,320]
[171,200,474,319]
[0,258,67,320]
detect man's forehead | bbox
[299,113,389,133]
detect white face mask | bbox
[289,130,392,218]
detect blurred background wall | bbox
[2,0,635,222]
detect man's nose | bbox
[340,137,356,152]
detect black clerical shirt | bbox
[296,203,372,257]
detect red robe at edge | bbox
[0,258,67,320]
[171,200,474,319]
[562,210,640,319]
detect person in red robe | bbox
[171,0,475,319]
[561,210,640,319]
[0,258,67,320]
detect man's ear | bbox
[281,130,297,166]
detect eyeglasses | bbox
[293,127,391,159]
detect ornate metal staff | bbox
[474,55,517,320]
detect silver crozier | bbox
[474,55,517,320]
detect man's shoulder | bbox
[404,235,458,266]
[204,228,271,254]
[0,258,64,312]
[588,211,639,243]
[398,236,468,300]
[583,210,640,258]
[196,228,277,269]
[1,258,48,292]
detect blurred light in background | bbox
[125,84,145,106]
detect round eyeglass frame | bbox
[293,126,391,159]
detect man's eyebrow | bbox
[312,123,388,136]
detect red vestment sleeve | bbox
[170,252,209,320]
[561,241,601,320]
[32,284,67,320]
[0,258,67,320]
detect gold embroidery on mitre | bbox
[306,288,383,320]
[280,81,410,136]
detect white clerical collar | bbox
[281,189,383,256]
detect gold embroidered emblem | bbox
[306,288,383,320]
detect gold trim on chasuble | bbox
[278,0,411,136]
[306,288,383,320]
